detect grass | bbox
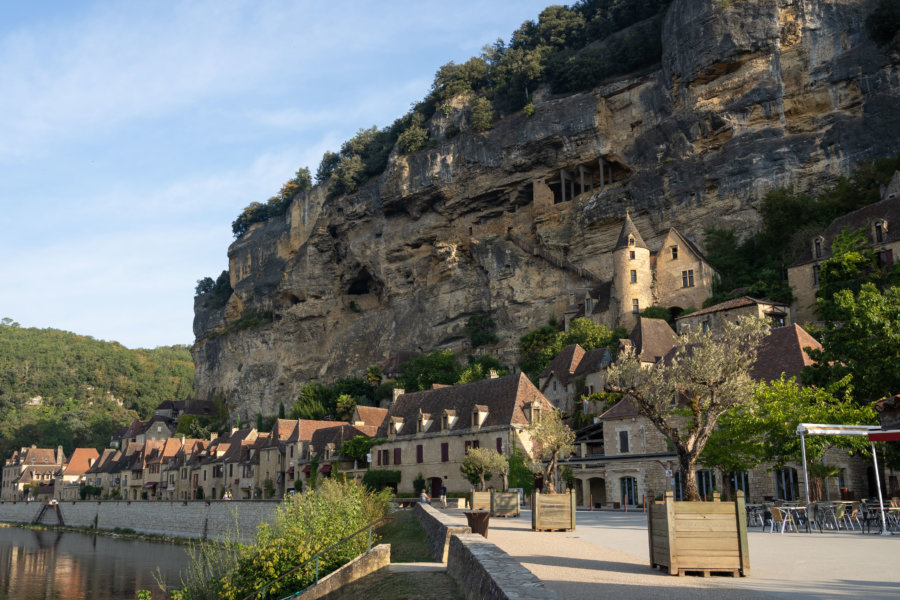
[375,509,432,563]
[329,571,463,600]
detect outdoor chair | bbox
[843,505,862,531]
[769,506,795,534]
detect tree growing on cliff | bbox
[605,316,768,501]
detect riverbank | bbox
[0,499,279,541]
[0,520,195,546]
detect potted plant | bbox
[528,409,576,531]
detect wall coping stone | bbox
[447,533,560,600]
[414,503,470,563]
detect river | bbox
[0,526,190,600]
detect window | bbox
[701,320,710,334]
[814,238,822,258]
[875,221,884,243]
[671,246,678,260]
[681,269,694,287]
[629,250,635,260]
[877,249,893,266]
[377,450,382,466]
[441,443,449,462]
[416,444,423,464]
[628,235,635,247]
[552,381,557,391]
[618,430,629,454]
[673,472,684,501]
[630,269,637,283]
[812,264,820,287]
[496,437,503,453]
[394,448,401,465]
[620,477,638,505]
[775,467,799,501]
[632,299,639,314]
[696,469,715,500]
[290,446,294,458]
[229,464,233,477]
[729,471,750,499]
[464,440,471,453]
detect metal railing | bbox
[241,515,392,600]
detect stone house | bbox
[222,432,269,500]
[566,321,872,508]
[54,448,100,501]
[144,437,183,499]
[280,420,346,493]
[170,439,205,501]
[83,448,119,495]
[369,373,555,496]
[2,446,66,501]
[258,419,302,498]
[787,180,899,324]
[302,424,377,487]
[566,213,717,331]
[538,344,611,416]
[675,296,791,334]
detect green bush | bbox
[362,469,401,491]
[469,96,495,132]
[217,480,391,599]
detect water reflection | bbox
[0,526,189,600]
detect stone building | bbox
[2,446,66,501]
[787,179,899,324]
[565,320,873,508]
[369,373,555,496]
[675,296,790,333]
[567,213,717,331]
[54,448,100,501]
[538,344,611,416]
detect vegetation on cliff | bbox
[517,317,624,380]
[867,0,900,49]
[702,153,900,306]
[225,1,674,240]
[0,320,193,457]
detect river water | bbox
[0,527,190,600]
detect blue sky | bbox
[0,0,551,349]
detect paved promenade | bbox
[438,507,899,599]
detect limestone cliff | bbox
[193,0,900,420]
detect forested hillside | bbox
[0,319,193,457]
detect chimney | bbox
[181,435,186,445]
[489,369,499,379]
[392,388,405,404]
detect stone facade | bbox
[675,296,791,334]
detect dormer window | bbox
[875,220,886,243]
[528,401,543,423]
[389,417,404,437]
[472,405,488,428]
[671,246,678,260]
[814,237,823,259]
[442,409,457,432]
[628,235,635,247]
[417,410,432,434]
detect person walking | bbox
[440,484,447,508]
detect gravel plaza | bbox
[438,507,900,599]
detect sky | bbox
[0,0,552,349]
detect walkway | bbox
[437,508,900,599]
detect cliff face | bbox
[193,0,900,420]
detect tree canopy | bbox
[518,318,624,380]
[526,408,575,494]
[605,316,768,500]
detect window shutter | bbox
[473,440,480,449]
[394,448,401,465]
[377,450,381,466]
[441,443,449,462]
[416,445,423,464]
[464,440,471,453]
[496,437,503,453]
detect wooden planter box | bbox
[470,491,491,510]
[648,490,749,577]
[531,491,576,531]
[490,492,520,517]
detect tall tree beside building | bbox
[605,317,768,501]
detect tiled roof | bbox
[14,447,63,466]
[540,344,586,388]
[628,318,678,364]
[573,348,612,377]
[750,324,822,383]
[376,373,553,438]
[790,195,900,267]
[310,424,377,456]
[614,212,648,251]
[86,449,119,474]
[291,420,347,443]
[675,296,786,321]
[270,419,300,443]
[599,398,640,420]
[16,465,61,483]
[63,448,100,476]
[353,406,389,429]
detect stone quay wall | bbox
[0,500,280,541]
[447,533,560,600]
[413,502,470,563]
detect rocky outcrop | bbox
[193,0,900,420]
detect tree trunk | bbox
[679,454,700,501]
[545,452,558,494]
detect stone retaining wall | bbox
[299,544,390,600]
[413,503,471,563]
[447,533,560,600]
[0,500,279,541]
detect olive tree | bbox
[460,447,507,491]
[526,408,575,494]
[605,316,768,501]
